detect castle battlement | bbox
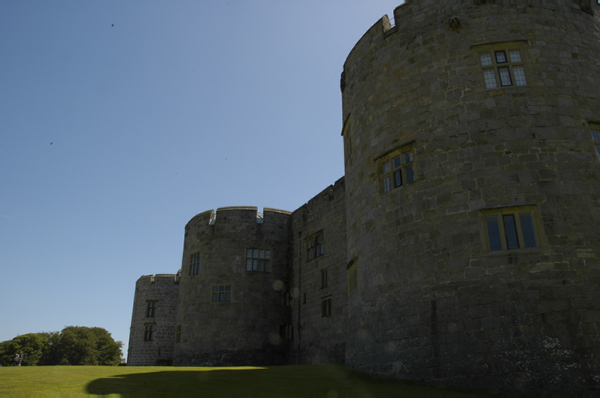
[185,207,291,237]
[136,273,179,285]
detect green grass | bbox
[0,364,510,397]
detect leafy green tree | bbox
[0,327,122,366]
[53,326,122,366]
[0,332,56,366]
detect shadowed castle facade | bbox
[128,1,600,393]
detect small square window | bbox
[480,53,493,66]
[495,50,507,64]
[246,249,271,272]
[478,45,527,89]
[212,285,231,302]
[380,147,415,194]
[509,49,522,62]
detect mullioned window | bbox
[246,249,271,272]
[475,42,528,89]
[190,252,200,275]
[481,205,542,252]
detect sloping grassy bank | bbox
[1,364,505,397]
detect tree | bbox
[0,332,57,366]
[53,326,122,366]
[0,327,122,366]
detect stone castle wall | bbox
[127,274,179,366]
[341,0,600,393]
[291,177,347,364]
[173,207,292,366]
[128,1,600,393]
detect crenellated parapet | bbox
[185,207,292,237]
[136,273,180,286]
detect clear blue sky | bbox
[1,0,403,358]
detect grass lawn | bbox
[0,364,511,397]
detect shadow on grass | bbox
[86,364,504,397]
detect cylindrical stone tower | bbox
[173,206,292,366]
[341,0,600,393]
[127,274,180,366]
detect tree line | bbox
[0,326,123,366]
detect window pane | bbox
[265,250,271,259]
[246,259,252,271]
[480,52,493,66]
[591,131,600,142]
[213,293,217,302]
[253,249,259,258]
[253,259,258,271]
[383,175,392,193]
[247,249,252,258]
[519,213,537,248]
[213,286,219,292]
[405,165,415,183]
[503,215,519,250]
[596,145,600,159]
[219,293,224,301]
[225,286,231,291]
[393,169,402,188]
[483,69,497,89]
[219,286,225,292]
[259,260,264,272]
[509,49,522,62]
[392,156,402,169]
[265,260,270,272]
[404,152,413,164]
[382,161,391,174]
[498,67,512,86]
[259,250,264,259]
[495,50,507,63]
[487,217,503,251]
[513,66,527,86]
[225,293,230,302]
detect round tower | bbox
[173,206,292,366]
[341,0,600,393]
[127,274,180,366]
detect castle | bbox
[128,0,600,393]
